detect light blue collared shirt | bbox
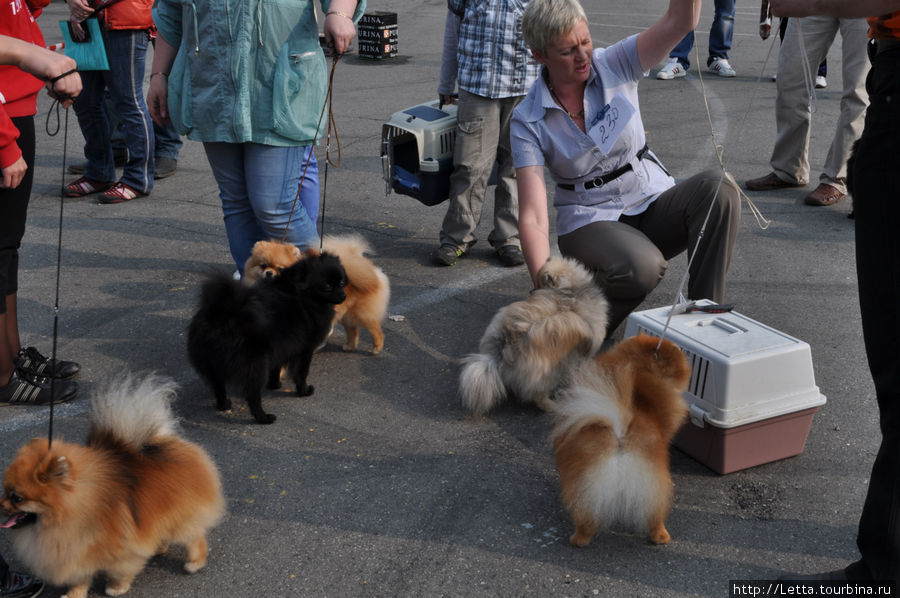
[510,34,675,236]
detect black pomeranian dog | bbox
[187,252,347,424]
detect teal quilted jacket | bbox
[153,0,365,146]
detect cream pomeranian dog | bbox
[0,374,225,598]
[459,256,609,416]
[551,334,690,546]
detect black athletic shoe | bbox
[154,156,178,179]
[0,371,77,405]
[16,346,80,380]
[496,245,525,267]
[0,569,44,598]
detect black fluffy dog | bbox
[187,252,347,424]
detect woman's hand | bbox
[1,156,28,189]
[16,45,81,106]
[45,68,81,107]
[323,10,357,56]
[147,74,170,127]
[67,0,94,23]
[146,35,178,127]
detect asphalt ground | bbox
[0,1,875,596]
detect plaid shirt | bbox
[448,0,540,99]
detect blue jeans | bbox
[670,0,735,69]
[153,120,182,160]
[73,28,154,194]
[106,92,182,160]
[204,143,320,273]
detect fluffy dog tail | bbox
[88,373,180,451]
[552,382,670,537]
[322,234,389,296]
[458,352,507,416]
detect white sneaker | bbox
[708,58,736,77]
[815,75,827,89]
[656,59,686,80]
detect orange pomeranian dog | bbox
[0,374,225,598]
[551,334,690,547]
[244,235,390,354]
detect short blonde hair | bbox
[522,0,588,56]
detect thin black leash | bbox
[43,87,74,449]
[318,53,343,249]
[280,53,342,251]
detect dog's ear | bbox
[37,455,71,485]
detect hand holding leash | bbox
[323,9,356,56]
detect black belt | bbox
[558,144,649,191]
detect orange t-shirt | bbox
[868,11,900,39]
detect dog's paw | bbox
[569,520,595,547]
[534,395,557,412]
[105,579,134,597]
[254,413,277,424]
[184,559,207,574]
[649,525,671,545]
[61,587,89,598]
[215,398,232,411]
[296,384,315,397]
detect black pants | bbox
[0,115,35,314]
[848,45,900,583]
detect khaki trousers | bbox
[439,90,522,250]
[558,169,741,335]
[771,16,869,193]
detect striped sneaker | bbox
[708,58,736,77]
[656,59,686,80]
[0,371,78,405]
[16,346,80,379]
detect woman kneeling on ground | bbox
[512,0,741,336]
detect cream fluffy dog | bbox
[459,256,609,415]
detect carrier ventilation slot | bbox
[440,131,455,156]
[385,125,405,139]
[685,349,710,400]
[634,326,710,400]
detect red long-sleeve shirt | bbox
[0,0,49,169]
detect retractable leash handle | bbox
[686,303,734,314]
[669,301,735,316]
[759,0,773,40]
